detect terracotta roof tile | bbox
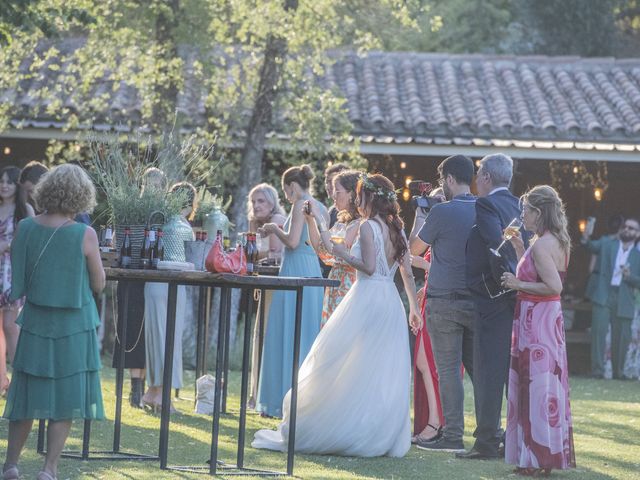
[5,45,640,144]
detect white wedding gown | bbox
[252,220,411,457]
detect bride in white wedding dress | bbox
[252,173,422,457]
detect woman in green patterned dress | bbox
[2,164,105,480]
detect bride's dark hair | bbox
[356,174,407,262]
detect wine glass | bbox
[330,223,347,245]
[490,218,523,257]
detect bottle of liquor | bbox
[245,233,256,275]
[216,230,223,246]
[250,233,259,275]
[120,226,132,268]
[152,229,165,269]
[140,228,151,269]
[147,229,156,267]
[104,226,114,249]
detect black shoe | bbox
[129,378,144,409]
[455,447,500,460]
[415,436,464,452]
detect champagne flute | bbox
[490,218,523,257]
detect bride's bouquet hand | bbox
[408,308,422,335]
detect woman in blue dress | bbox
[256,165,327,418]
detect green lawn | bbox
[1,366,638,479]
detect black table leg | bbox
[159,282,178,470]
[209,286,230,475]
[113,280,130,454]
[257,288,266,381]
[221,290,232,414]
[287,286,304,475]
[236,288,253,468]
[36,420,46,453]
[82,420,91,460]
[195,285,207,401]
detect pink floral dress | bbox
[0,214,21,309]
[505,248,576,471]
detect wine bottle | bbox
[120,226,132,268]
[152,229,165,269]
[140,228,151,269]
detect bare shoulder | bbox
[272,213,287,225]
[531,234,565,266]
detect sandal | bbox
[2,463,19,480]
[411,423,442,444]
[38,470,57,480]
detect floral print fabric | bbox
[505,248,576,470]
[0,215,21,309]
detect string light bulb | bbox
[594,187,603,202]
[402,188,410,202]
[400,161,407,169]
[578,219,587,233]
[3,147,10,155]
[405,176,413,187]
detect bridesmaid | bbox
[256,165,327,418]
[246,183,286,409]
[501,185,576,477]
[306,169,360,328]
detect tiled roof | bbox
[3,40,640,148]
[325,52,640,145]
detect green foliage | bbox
[86,131,218,226]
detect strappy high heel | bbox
[411,423,442,444]
[2,463,19,480]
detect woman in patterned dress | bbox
[306,170,360,328]
[0,166,34,368]
[501,185,576,477]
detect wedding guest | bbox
[501,185,576,476]
[323,163,349,228]
[409,155,476,452]
[142,181,197,413]
[3,163,105,480]
[256,165,327,418]
[582,216,640,378]
[1,166,35,363]
[306,170,360,327]
[253,173,421,457]
[246,183,286,409]
[112,166,168,408]
[410,187,445,445]
[458,154,529,460]
[18,161,48,213]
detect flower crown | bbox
[360,174,398,201]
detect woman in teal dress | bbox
[256,165,327,418]
[2,164,105,480]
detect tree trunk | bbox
[153,0,180,132]
[230,0,299,234]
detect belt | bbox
[428,292,473,301]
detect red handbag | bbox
[205,235,247,275]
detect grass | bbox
[1,366,639,479]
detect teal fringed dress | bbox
[256,218,324,418]
[3,217,105,421]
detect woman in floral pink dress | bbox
[501,185,575,477]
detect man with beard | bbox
[582,217,640,379]
[457,153,529,460]
[409,155,476,452]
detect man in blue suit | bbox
[458,154,528,460]
[582,218,640,379]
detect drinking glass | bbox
[490,218,523,257]
[268,250,282,267]
[256,232,269,254]
[330,223,347,245]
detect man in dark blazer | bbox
[582,218,640,379]
[458,153,528,460]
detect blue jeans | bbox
[426,297,475,442]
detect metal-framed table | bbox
[39,268,337,476]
